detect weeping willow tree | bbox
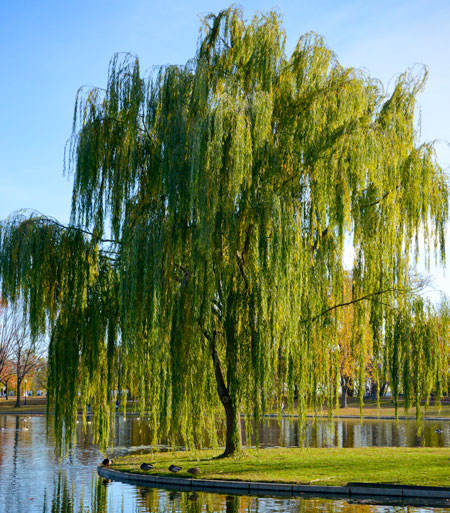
[0,7,448,456]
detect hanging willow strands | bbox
[0,7,448,455]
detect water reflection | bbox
[43,475,450,513]
[42,471,107,513]
[112,415,450,452]
[248,416,450,449]
[0,415,448,513]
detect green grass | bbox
[2,395,449,420]
[304,397,450,419]
[112,447,450,488]
[123,397,450,419]
[2,395,449,423]
[0,398,47,413]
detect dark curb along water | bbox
[97,466,450,504]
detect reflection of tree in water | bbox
[131,490,390,513]
[42,472,107,513]
[42,476,425,513]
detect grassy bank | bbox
[301,397,450,419]
[1,396,449,419]
[112,447,450,488]
[0,398,47,413]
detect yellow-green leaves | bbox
[0,6,448,453]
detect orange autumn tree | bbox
[0,298,14,399]
[335,274,373,408]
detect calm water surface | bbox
[0,414,448,513]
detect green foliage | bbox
[0,7,448,453]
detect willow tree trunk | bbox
[210,330,242,456]
[222,397,241,456]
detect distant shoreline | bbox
[1,410,449,421]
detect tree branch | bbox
[365,185,400,208]
[174,263,190,286]
[311,226,329,253]
[308,287,410,322]
[35,215,120,244]
[236,252,249,289]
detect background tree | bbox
[334,274,374,409]
[0,300,14,398]
[1,303,46,407]
[334,275,435,410]
[0,7,448,454]
[31,357,48,395]
[0,360,14,399]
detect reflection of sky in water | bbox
[0,415,448,512]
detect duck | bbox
[187,467,201,476]
[168,464,182,473]
[102,458,112,468]
[140,462,154,471]
[435,428,443,434]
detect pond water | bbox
[0,414,448,513]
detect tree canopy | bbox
[0,7,448,455]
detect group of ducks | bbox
[101,458,201,476]
[141,463,200,475]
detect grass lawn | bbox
[1,396,449,420]
[303,397,450,419]
[112,447,450,488]
[124,397,450,419]
[0,397,47,413]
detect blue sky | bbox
[1,0,449,297]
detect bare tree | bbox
[0,361,14,399]
[0,300,15,398]
[0,302,45,407]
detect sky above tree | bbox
[1,0,449,297]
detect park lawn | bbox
[1,396,449,419]
[317,398,450,419]
[0,398,47,413]
[123,397,450,419]
[269,398,450,419]
[112,447,450,488]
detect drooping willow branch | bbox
[308,285,425,322]
[1,6,448,456]
[11,210,121,245]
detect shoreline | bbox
[97,466,450,501]
[110,447,450,490]
[1,410,450,421]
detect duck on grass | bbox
[106,447,450,488]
